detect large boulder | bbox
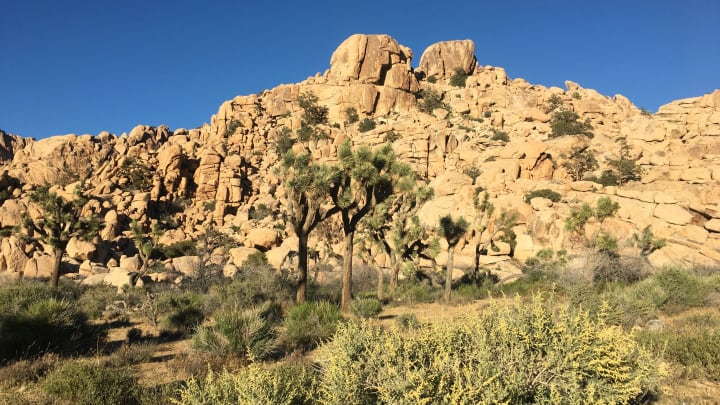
[418,40,477,79]
[328,34,418,92]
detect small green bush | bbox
[159,291,206,335]
[192,301,282,361]
[344,107,359,124]
[358,118,376,132]
[524,188,561,204]
[395,313,421,330]
[350,297,383,319]
[394,282,441,304]
[637,320,720,381]
[159,239,197,259]
[250,203,272,220]
[283,301,343,350]
[449,67,468,88]
[550,109,593,138]
[426,75,437,83]
[654,268,709,311]
[490,128,509,142]
[297,92,328,126]
[174,362,316,405]
[104,342,157,368]
[0,287,96,363]
[417,89,447,113]
[383,130,400,143]
[42,361,140,405]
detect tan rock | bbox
[172,256,201,276]
[530,197,553,210]
[246,228,278,250]
[653,204,693,225]
[418,40,477,79]
[229,246,262,267]
[66,237,96,261]
[706,219,720,233]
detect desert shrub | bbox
[524,188,561,204]
[76,284,118,319]
[138,382,184,405]
[395,313,420,330]
[0,286,97,363]
[637,320,720,381]
[358,118,376,132]
[344,107,359,124]
[296,123,328,142]
[192,301,282,361]
[283,301,343,350]
[159,291,206,335]
[103,342,157,368]
[210,258,294,310]
[550,109,593,138]
[117,157,153,192]
[463,165,482,185]
[393,281,442,304]
[42,361,140,405]
[653,268,710,311]
[545,94,563,112]
[417,88,447,113]
[249,203,272,220]
[317,295,663,404]
[490,128,509,142]
[383,130,400,143]
[449,67,468,88]
[297,92,328,126]
[0,352,60,388]
[174,362,316,405]
[274,126,295,155]
[159,239,197,259]
[426,75,437,83]
[350,297,383,319]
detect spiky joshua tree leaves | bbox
[439,214,469,303]
[20,184,102,287]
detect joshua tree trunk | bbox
[444,246,455,303]
[296,233,309,303]
[341,230,354,312]
[389,253,401,292]
[50,246,63,288]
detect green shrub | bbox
[344,107,359,124]
[490,128,509,142]
[274,126,295,155]
[545,94,563,112]
[395,313,421,330]
[463,165,482,185]
[550,109,593,138]
[0,352,60,388]
[76,284,117,319]
[654,268,709,312]
[297,92,328,126]
[449,67,468,88]
[317,295,664,403]
[42,361,140,405]
[104,342,157,368]
[637,322,720,381]
[394,282,441,304]
[383,130,400,143]
[211,259,294,310]
[192,301,281,361]
[174,362,316,405]
[159,239,197,259]
[283,301,343,350]
[350,297,383,319]
[426,75,437,83]
[159,291,206,335]
[0,290,96,363]
[524,188,561,204]
[417,89,447,113]
[358,118,376,133]
[484,110,492,118]
[250,203,272,220]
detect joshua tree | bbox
[439,214,469,303]
[331,141,399,312]
[359,170,434,297]
[19,184,102,287]
[471,189,517,282]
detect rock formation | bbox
[0,34,718,288]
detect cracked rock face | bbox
[328,34,417,92]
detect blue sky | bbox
[1,0,718,139]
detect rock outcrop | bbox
[0,33,718,289]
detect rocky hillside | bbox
[1,34,718,288]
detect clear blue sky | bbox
[1,0,718,139]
